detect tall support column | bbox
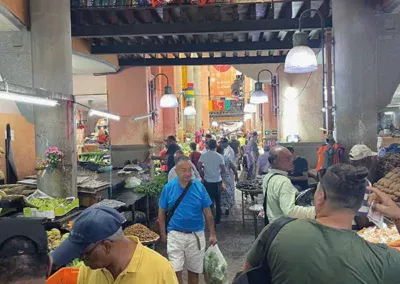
[194,66,202,130]
[30,0,76,197]
[185,66,195,133]
[333,0,377,150]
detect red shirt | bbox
[159,148,168,172]
[189,151,201,168]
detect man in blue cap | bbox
[52,205,177,284]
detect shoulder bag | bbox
[166,180,193,227]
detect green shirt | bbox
[246,219,400,284]
[263,169,315,222]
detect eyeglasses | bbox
[80,241,103,261]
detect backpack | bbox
[232,217,296,284]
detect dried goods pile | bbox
[358,225,400,247]
[123,223,159,243]
[0,184,35,197]
[373,167,400,202]
[236,179,262,191]
[377,153,400,179]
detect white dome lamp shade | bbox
[250,69,272,104]
[284,31,318,74]
[244,100,257,113]
[184,104,197,116]
[285,9,325,74]
[160,85,178,108]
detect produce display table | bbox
[236,187,263,228]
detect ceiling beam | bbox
[119,55,286,66]
[91,39,321,54]
[72,17,332,38]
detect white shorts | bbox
[167,230,206,274]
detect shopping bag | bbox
[204,244,228,284]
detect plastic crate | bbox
[47,268,79,284]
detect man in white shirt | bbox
[168,151,201,182]
[263,146,315,224]
[198,139,226,224]
[220,138,235,162]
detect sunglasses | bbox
[80,240,103,261]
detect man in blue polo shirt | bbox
[158,155,217,284]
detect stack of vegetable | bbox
[79,152,110,166]
[133,173,168,197]
[29,198,69,209]
[178,142,192,156]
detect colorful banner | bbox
[210,66,236,98]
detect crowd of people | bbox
[2,134,400,284]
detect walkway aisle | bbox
[156,189,258,283]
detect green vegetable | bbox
[29,198,69,209]
[133,173,168,197]
[68,258,83,268]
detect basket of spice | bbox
[123,223,160,244]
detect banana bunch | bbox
[47,229,70,251]
[29,198,68,209]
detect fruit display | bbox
[47,229,83,268]
[133,173,168,197]
[123,223,160,243]
[373,167,400,202]
[358,225,400,247]
[178,142,191,156]
[79,151,110,166]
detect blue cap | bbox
[51,206,125,266]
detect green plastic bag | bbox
[204,244,228,284]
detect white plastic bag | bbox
[204,244,228,284]
[125,177,142,188]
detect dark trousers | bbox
[204,181,222,224]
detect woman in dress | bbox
[217,146,238,215]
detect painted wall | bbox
[73,75,107,95]
[277,64,324,142]
[107,67,150,146]
[0,0,28,25]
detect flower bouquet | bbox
[45,146,64,171]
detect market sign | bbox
[213,65,231,72]
[210,66,236,98]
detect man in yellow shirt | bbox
[52,206,177,284]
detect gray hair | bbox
[175,155,190,165]
[107,228,124,241]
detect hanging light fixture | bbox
[284,9,325,74]
[250,69,272,104]
[153,73,178,108]
[89,109,120,121]
[244,99,257,113]
[184,105,197,116]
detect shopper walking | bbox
[198,139,226,224]
[256,144,271,175]
[243,164,400,284]
[159,155,217,284]
[0,219,51,284]
[263,146,315,223]
[243,132,259,180]
[168,150,201,182]
[217,146,238,215]
[165,135,181,172]
[219,137,235,162]
[52,206,177,284]
[189,142,201,168]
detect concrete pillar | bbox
[186,66,195,133]
[201,66,210,130]
[194,66,202,130]
[30,0,76,197]
[333,0,378,150]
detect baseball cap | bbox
[51,206,125,266]
[0,219,48,258]
[349,144,377,161]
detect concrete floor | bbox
[156,190,264,283]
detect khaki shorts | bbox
[167,230,206,274]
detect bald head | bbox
[268,146,293,172]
